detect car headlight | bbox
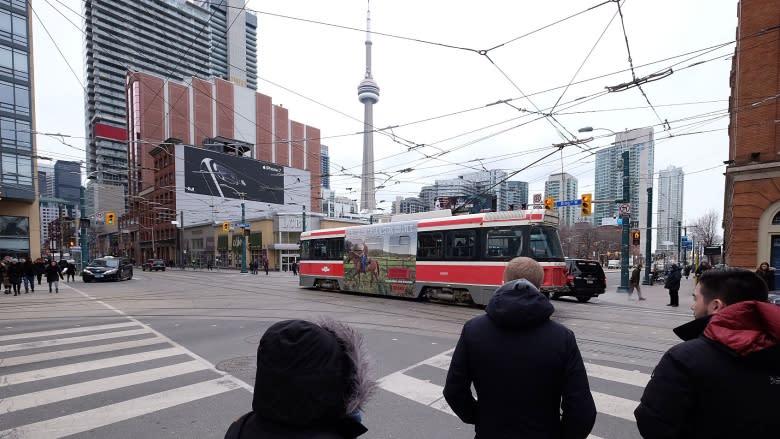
[83,269,92,274]
[105,269,118,274]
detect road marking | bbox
[0,336,166,367]
[0,378,240,438]
[0,360,208,412]
[585,362,650,388]
[0,322,137,342]
[378,371,454,416]
[0,347,185,386]
[0,328,151,352]
[591,391,637,421]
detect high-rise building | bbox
[594,127,654,254]
[657,165,684,255]
[544,173,578,225]
[724,1,780,268]
[83,0,257,207]
[37,163,55,198]
[0,1,40,259]
[321,144,330,189]
[506,181,529,210]
[54,161,81,206]
[358,6,379,212]
[392,196,428,214]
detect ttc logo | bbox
[321,266,331,273]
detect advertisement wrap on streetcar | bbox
[299,209,567,306]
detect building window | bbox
[772,211,780,225]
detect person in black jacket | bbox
[635,267,780,438]
[34,258,45,285]
[45,260,60,293]
[756,261,775,291]
[443,257,596,439]
[224,318,375,439]
[8,259,22,296]
[663,264,682,306]
[21,258,35,293]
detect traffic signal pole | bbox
[240,198,248,274]
[618,150,630,293]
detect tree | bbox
[690,210,721,247]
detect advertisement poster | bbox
[183,146,284,204]
[344,221,417,296]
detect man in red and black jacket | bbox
[635,267,780,438]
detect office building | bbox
[321,144,330,189]
[54,160,81,206]
[0,1,40,259]
[83,0,257,208]
[392,196,428,214]
[657,166,684,255]
[506,181,529,210]
[544,173,578,225]
[37,163,54,198]
[594,127,654,253]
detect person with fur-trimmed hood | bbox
[225,318,376,439]
[444,257,596,439]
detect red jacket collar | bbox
[703,301,780,356]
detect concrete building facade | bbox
[657,165,684,255]
[506,181,529,210]
[544,173,578,225]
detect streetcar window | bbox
[327,238,344,260]
[301,238,344,260]
[313,239,329,259]
[527,227,564,261]
[417,232,443,260]
[445,230,476,259]
[484,227,523,258]
[301,241,310,259]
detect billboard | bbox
[183,146,284,204]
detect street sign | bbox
[619,203,631,216]
[95,211,104,221]
[533,193,542,204]
[235,223,250,228]
[555,199,583,207]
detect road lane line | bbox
[1,347,185,386]
[0,337,167,367]
[585,362,650,388]
[378,371,446,406]
[0,378,240,438]
[591,391,637,421]
[0,360,208,412]
[0,322,138,342]
[0,328,152,352]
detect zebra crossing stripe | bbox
[0,378,240,438]
[0,347,184,387]
[585,362,650,388]
[0,336,167,367]
[0,360,208,412]
[590,391,638,422]
[0,328,151,352]
[0,322,138,342]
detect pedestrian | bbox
[664,263,682,307]
[694,261,711,285]
[224,318,375,439]
[634,268,780,438]
[9,259,22,296]
[22,258,35,293]
[628,262,646,301]
[45,260,60,293]
[251,259,258,275]
[67,260,77,282]
[0,257,9,294]
[683,264,692,279]
[207,259,213,271]
[262,256,269,275]
[443,257,596,439]
[34,258,45,285]
[756,261,776,291]
[291,261,298,276]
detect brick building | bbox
[724,0,780,269]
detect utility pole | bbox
[643,187,653,285]
[240,193,248,274]
[302,205,306,232]
[79,186,88,269]
[677,221,682,263]
[618,150,630,293]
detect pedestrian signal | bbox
[222,221,230,232]
[580,193,592,216]
[105,212,115,225]
[632,230,640,246]
[544,197,555,210]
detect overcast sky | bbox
[32,0,736,226]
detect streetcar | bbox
[299,209,567,306]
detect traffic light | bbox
[222,221,230,232]
[544,197,555,210]
[632,230,641,246]
[580,193,592,216]
[105,212,115,225]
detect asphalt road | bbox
[0,268,694,439]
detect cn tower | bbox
[358,2,379,212]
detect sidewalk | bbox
[597,275,697,311]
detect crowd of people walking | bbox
[1,256,78,295]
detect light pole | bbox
[239,192,248,274]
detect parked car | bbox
[769,292,780,306]
[142,259,166,271]
[82,256,133,282]
[555,258,607,303]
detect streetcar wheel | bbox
[576,296,591,303]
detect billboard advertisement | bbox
[343,221,417,297]
[183,146,284,204]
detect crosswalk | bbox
[378,349,650,439]
[0,319,248,438]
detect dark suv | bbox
[555,259,607,303]
[82,257,134,282]
[143,259,166,271]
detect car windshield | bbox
[148,259,162,264]
[90,258,119,268]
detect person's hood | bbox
[486,279,554,330]
[252,319,375,432]
[703,301,780,356]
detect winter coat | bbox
[664,266,682,290]
[34,261,46,275]
[756,268,776,291]
[45,265,60,282]
[8,262,22,283]
[443,279,596,439]
[22,260,35,277]
[630,266,642,285]
[225,319,375,439]
[635,301,780,438]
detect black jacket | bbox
[756,268,776,291]
[45,264,60,282]
[443,279,596,439]
[664,266,681,290]
[635,301,780,438]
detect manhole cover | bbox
[216,356,257,374]
[244,335,261,344]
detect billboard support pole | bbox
[240,193,248,274]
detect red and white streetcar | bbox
[299,209,567,306]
